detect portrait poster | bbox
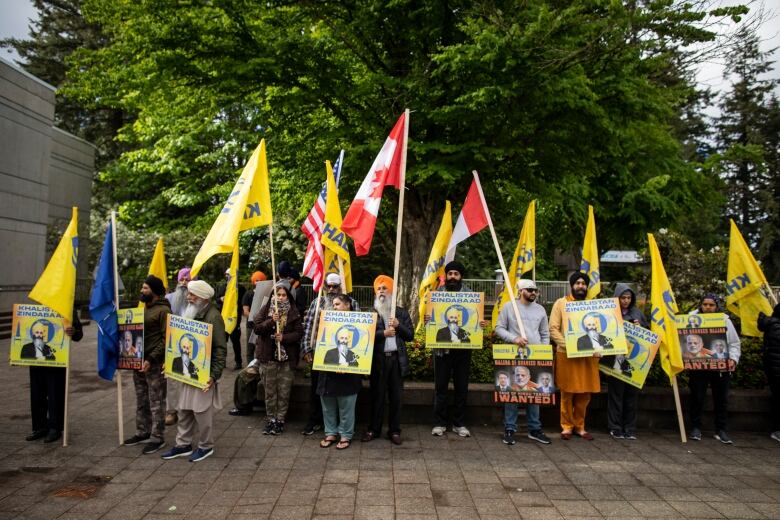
[163,314,213,389]
[425,291,484,349]
[563,298,628,358]
[312,311,378,375]
[117,308,144,370]
[492,344,556,405]
[599,322,661,389]
[9,304,70,367]
[674,313,733,371]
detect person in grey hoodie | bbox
[604,283,647,440]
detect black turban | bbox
[145,275,166,297]
[569,271,590,287]
[277,260,294,279]
[444,261,465,277]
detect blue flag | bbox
[90,222,119,381]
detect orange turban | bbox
[251,271,267,284]
[373,275,394,293]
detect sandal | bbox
[336,438,351,450]
[560,431,572,440]
[576,431,594,441]
[320,436,337,448]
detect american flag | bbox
[301,150,344,292]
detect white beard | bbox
[183,301,206,320]
[33,337,45,358]
[448,323,460,334]
[587,329,600,342]
[374,296,392,323]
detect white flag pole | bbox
[472,171,527,339]
[390,109,410,321]
[111,211,125,445]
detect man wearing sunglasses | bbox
[495,278,551,446]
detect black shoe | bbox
[273,421,285,435]
[228,408,251,417]
[43,430,61,443]
[301,423,322,436]
[123,434,151,446]
[263,420,276,435]
[26,430,47,442]
[609,429,624,439]
[528,430,551,444]
[503,430,516,445]
[690,428,702,441]
[142,441,166,454]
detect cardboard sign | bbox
[312,311,378,375]
[599,322,661,389]
[164,314,213,389]
[118,308,144,370]
[563,298,628,358]
[674,313,734,371]
[425,291,484,349]
[9,304,70,368]
[493,344,556,405]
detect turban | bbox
[325,273,342,286]
[144,275,166,297]
[177,267,192,282]
[373,275,394,293]
[569,271,590,287]
[251,271,267,284]
[187,280,215,300]
[278,261,294,279]
[444,261,465,277]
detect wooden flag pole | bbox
[765,283,779,306]
[111,211,124,446]
[337,256,347,294]
[390,108,410,321]
[268,226,283,360]
[308,285,325,353]
[472,171,527,339]
[671,375,687,443]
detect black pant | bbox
[306,369,323,427]
[607,378,638,434]
[688,371,730,431]
[768,375,780,432]
[29,366,66,433]
[225,327,242,366]
[369,352,403,435]
[433,350,471,427]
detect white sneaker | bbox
[452,426,471,437]
[431,426,446,436]
[770,431,780,442]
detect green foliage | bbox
[731,337,767,389]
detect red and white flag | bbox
[341,112,406,256]
[445,178,489,262]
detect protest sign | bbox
[674,313,734,371]
[164,314,213,389]
[9,304,70,367]
[492,343,556,405]
[118,308,144,370]
[599,322,661,389]
[425,291,484,349]
[563,297,627,358]
[312,310,378,375]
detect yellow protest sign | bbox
[425,291,484,349]
[312,310,378,375]
[674,313,734,371]
[9,304,70,367]
[563,298,628,358]
[118,308,144,370]
[599,322,661,389]
[492,343,555,405]
[164,314,213,389]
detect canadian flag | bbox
[341,112,406,256]
[445,177,489,262]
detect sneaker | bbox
[452,426,471,437]
[771,431,780,442]
[123,434,151,446]
[609,429,624,439]
[690,428,702,441]
[431,426,446,436]
[142,441,166,454]
[263,420,276,435]
[273,422,285,435]
[624,431,637,440]
[301,423,322,436]
[161,445,193,460]
[502,430,516,445]
[189,448,213,462]
[714,430,733,444]
[43,430,61,443]
[528,430,551,444]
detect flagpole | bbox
[390,108,410,321]
[337,256,347,294]
[309,285,324,353]
[671,375,687,443]
[472,171,527,339]
[765,283,779,306]
[111,211,125,445]
[268,226,282,359]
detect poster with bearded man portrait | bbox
[564,298,628,359]
[313,311,378,375]
[164,314,213,389]
[9,304,70,367]
[425,292,484,349]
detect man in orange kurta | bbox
[549,272,600,440]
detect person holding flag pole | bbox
[25,207,83,446]
[580,205,601,299]
[415,202,453,330]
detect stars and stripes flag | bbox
[302,150,344,292]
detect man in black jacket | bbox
[361,275,414,445]
[758,303,780,442]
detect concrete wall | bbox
[0,58,94,313]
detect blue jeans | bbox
[504,404,541,432]
[321,394,358,440]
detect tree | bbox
[62,0,747,308]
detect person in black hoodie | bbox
[758,303,780,442]
[603,283,648,440]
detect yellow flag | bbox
[417,201,453,330]
[580,205,601,299]
[726,219,773,336]
[222,241,240,334]
[320,160,352,292]
[148,238,168,290]
[29,207,78,323]
[648,233,684,382]
[491,200,535,327]
[191,140,273,276]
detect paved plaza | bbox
[0,326,778,520]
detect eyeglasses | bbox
[326,284,340,290]
[524,288,538,293]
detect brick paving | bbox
[1,326,779,519]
